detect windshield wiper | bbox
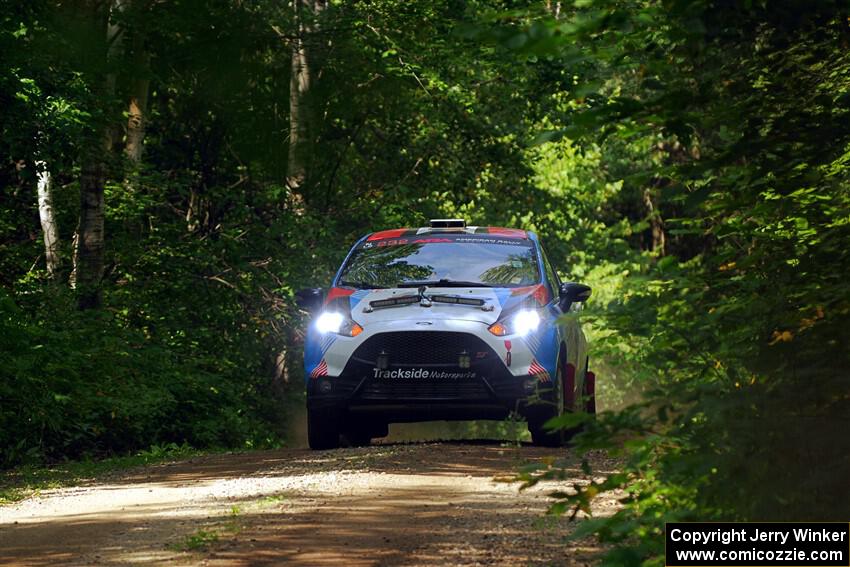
[397,279,492,288]
[339,280,387,290]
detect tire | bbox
[583,360,597,415]
[308,407,340,450]
[528,414,561,447]
[528,350,585,447]
[368,421,389,439]
[342,420,388,447]
[528,352,567,447]
[342,429,371,447]
[560,359,585,444]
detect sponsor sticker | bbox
[454,237,532,246]
[372,368,477,380]
[376,239,409,247]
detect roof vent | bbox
[429,218,466,229]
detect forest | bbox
[1,0,848,565]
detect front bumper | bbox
[306,330,553,421]
[307,376,536,422]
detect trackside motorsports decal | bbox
[372,368,476,380]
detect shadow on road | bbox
[0,444,621,566]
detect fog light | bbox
[318,379,332,394]
[377,351,389,370]
[523,378,537,393]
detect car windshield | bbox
[338,236,540,289]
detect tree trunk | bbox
[125,34,149,165]
[105,0,125,152]
[70,0,113,309]
[643,187,666,256]
[75,141,108,309]
[286,0,325,208]
[36,162,61,278]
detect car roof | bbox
[366,226,529,242]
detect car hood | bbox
[341,285,550,326]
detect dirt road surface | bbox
[0,442,621,566]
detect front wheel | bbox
[528,353,584,447]
[342,419,388,447]
[308,407,340,450]
[528,354,568,447]
[583,357,596,415]
[528,413,561,447]
[583,373,596,415]
[342,430,371,447]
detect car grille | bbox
[344,331,499,402]
[350,331,493,366]
[359,380,491,401]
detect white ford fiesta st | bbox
[296,219,595,449]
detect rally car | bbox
[296,219,595,449]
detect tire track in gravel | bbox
[0,442,621,566]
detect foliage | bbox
[2,2,848,564]
[0,286,280,466]
[478,1,850,565]
[171,529,220,552]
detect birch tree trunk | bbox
[36,162,61,278]
[286,0,325,207]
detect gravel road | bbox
[0,441,621,566]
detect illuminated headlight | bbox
[512,310,540,336]
[488,309,541,337]
[316,311,344,333]
[315,311,363,337]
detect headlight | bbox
[513,309,540,335]
[488,309,541,337]
[315,311,363,337]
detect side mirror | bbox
[558,282,592,310]
[295,288,324,312]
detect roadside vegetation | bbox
[0,442,197,505]
[1,1,847,565]
[169,506,243,553]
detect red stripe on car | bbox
[486,227,528,238]
[510,283,550,305]
[367,229,409,241]
[324,287,355,305]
